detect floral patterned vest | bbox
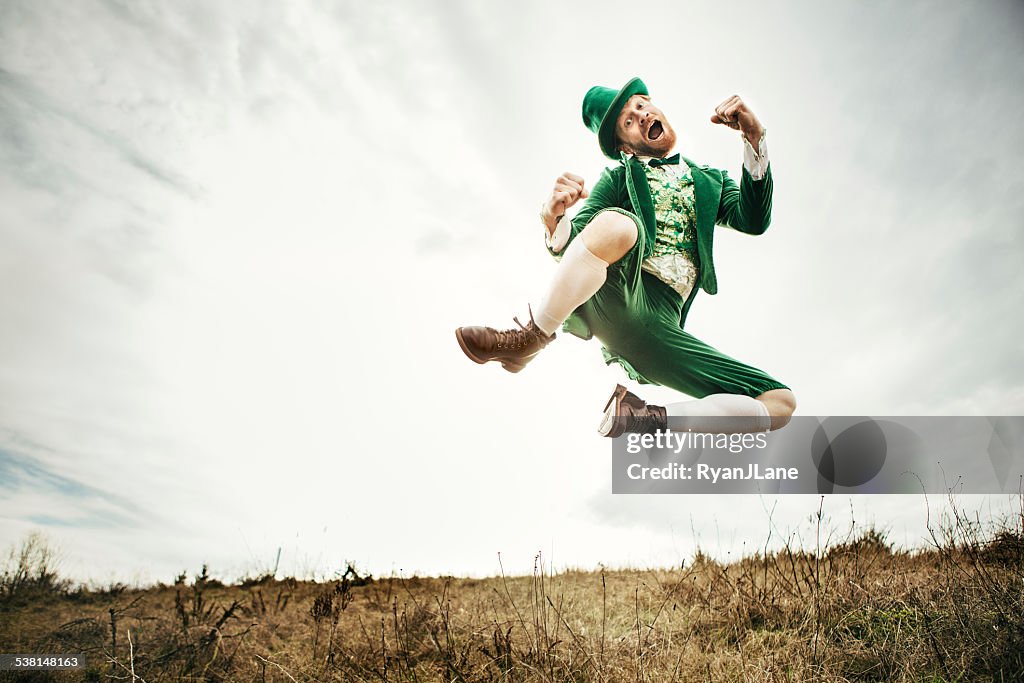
[641,162,701,300]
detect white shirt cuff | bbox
[742,129,769,181]
[545,213,571,253]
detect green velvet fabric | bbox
[547,156,773,340]
[544,156,781,395]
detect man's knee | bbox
[758,388,797,430]
[581,212,638,263]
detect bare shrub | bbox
[0,531,70,604]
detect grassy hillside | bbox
[1,505,1022,682]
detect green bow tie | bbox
[648,153,680,168]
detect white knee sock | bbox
[533,237,609,336]
[665,394,771,433]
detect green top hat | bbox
[582,77,649,160]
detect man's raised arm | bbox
[711,95,773,235]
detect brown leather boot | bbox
[598,384,668,437]
[455,306,556,373]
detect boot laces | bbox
[618,401,665,434]
[624,413,662,434]
[495,305,549,351]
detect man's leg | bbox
[596,314,796,434]
[533,211,637,335]
[600,386,794,437]
[664,388,796,432]
[456,211,639,371]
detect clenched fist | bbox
[710,95,764,148]
[541,172,589,234]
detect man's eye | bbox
[625,120,631,127]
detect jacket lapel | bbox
[622,154,658,258]
[685,157,722,295]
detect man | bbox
[456,77,796,436]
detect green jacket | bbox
[548,155,773,340]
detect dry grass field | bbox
[1,501,1022,682]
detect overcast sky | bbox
[1,0,1023,585]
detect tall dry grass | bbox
[1,497,1021,682]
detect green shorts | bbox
[574,209,789,399]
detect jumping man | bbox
[455,77,796,436]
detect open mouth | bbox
[647,120,664,141]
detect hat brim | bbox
[598,77,649,160]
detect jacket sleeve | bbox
[716,164,773,235]
[545,167,622,259]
